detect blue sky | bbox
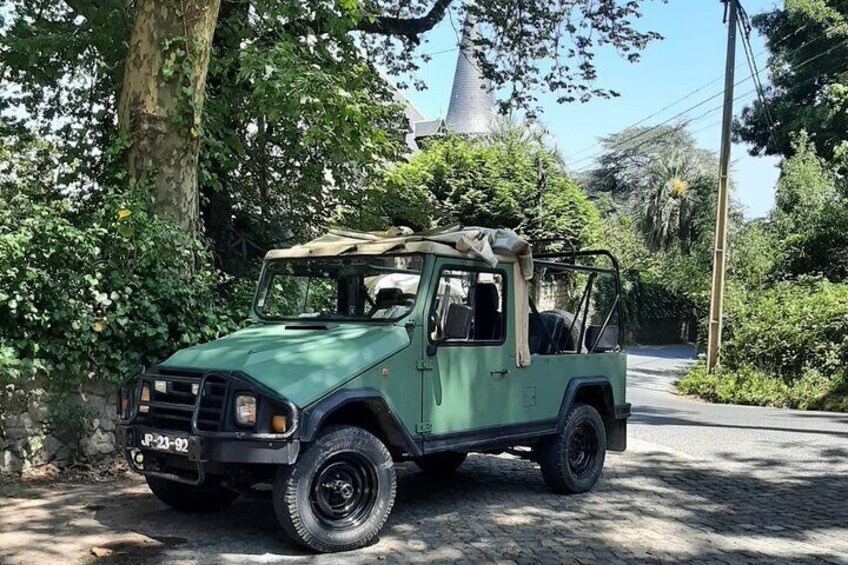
[399,0,782,218]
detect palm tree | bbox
[636,147,712,253]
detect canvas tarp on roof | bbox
[265,226,534,367]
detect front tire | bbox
[537,403,606,494]
[145,475,239,513]
[273,426,396,553]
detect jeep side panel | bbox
[305,255,437,452]
[422,257,516,434]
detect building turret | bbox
[444,14,496,135]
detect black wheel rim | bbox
[567,421,599,479]
[310,452,378,530]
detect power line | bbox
[737,3,778,150]
[567,33,848,173]
[563,20,812,162]
[421,47,458,58]
[570,88,761,174]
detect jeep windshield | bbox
[254,255,424,322]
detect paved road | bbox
[2,347,848,564]
[627,345,848,477]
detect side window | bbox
[430,268,506,344]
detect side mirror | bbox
[427,303,472,356]
[444,303,472,340]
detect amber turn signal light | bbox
[139,384,151,414]
[271,415,288,433]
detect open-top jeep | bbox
[116,226,629,553]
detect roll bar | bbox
[529,243,625,353]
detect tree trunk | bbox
[118,0,221,231]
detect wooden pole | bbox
[706,0,738,372]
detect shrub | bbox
[678,362,848,412]
[346,134,602,249]
[677,278,848,411]
[770,133,848,282]
[721,279,848,381]
[0,187,244,392]
[598,215,700,344]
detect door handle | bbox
[490,368,509,378]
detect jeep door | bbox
[421,260,513,435]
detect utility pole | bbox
[706,0,738,372]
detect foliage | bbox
[598,215,702,344]
[347,133,602,248]
[45,391,94,451]
[734,1,848,166]
[0,1,410,274]
[635,147,714,253]
[583,125,723,253]
[584,126,713,207]
[0,1,130,189]
[770,133,848,282]
[355,0,662,113]
[726,220,778,291]
[678,278,848,411]
[0,0,663,274]
[0,183,243,391]
[721,278,848,381]
[678,362,848,412]
[583,125,727,343]
[201,1,409,270]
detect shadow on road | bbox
[3,452,847,563]
[631,404,848,439]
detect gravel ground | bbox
[2,348,847,564]
[2,441,847,564]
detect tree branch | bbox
[354,0,454,40]
[62,0,97,21]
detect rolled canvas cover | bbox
[265,226,534,367]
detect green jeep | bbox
[116,227,629,553]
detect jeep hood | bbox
[161,323,411,406]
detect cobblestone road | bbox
[2,439,847,564]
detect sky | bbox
[399,0,783,218]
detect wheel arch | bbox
[558,377,625,451]
[300,389,422,458]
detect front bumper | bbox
[117,424,300,485]
[116,367,301,485]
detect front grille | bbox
[139,369,229,433]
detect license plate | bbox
[139,431,190,454]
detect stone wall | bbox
[0,380,118,476]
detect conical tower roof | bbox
[444,14,495,135]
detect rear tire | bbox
[414,451,467,475]
[537,403,606,494]
[145,475,239,513]
[273,425,396,553]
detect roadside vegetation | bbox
[0,0,847,470]
[578,0,848,410]
[676,0,848,409]
[1,0,664,453]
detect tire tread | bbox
[537,403,606,494]
[273,425,396,553]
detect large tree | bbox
[118,0,222,231]
[733,0,848,165]
[2,0,661,238]
[0,0,406,270]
